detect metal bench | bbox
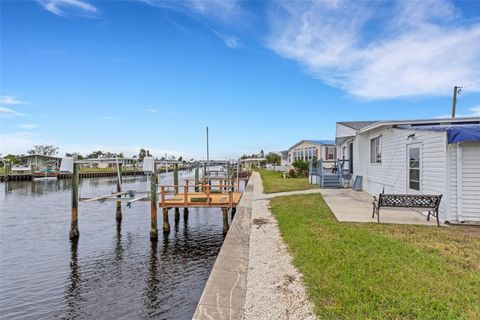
[372,193,442,226]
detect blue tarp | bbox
[399,124,480,144]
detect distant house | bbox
[287,140,336,165]
[18,154,61,171]
[279,150,289,166]
[241,157,266,169]
[335,117,480,223]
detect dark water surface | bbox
[0,170,231,319]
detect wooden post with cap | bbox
[69,163,80,240]
[150,173,159,240]
[116,163,122,222]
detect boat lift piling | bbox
[62,156,247,242]
[116,162,123,223]
[69,163,80,240]
[150,173,159,240]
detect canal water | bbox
[0,169,232,319]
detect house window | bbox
[306,147,314,160]
[408,146,421,191]
[370,136,382,164]
[326,147,335,160]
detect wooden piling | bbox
[30,164,35,180]
[222,208,229,234]
[116,163,122,222]
[173,163,179,194]
[69,163,80,240]
[195,163,199,192]
[150,173,159,240]
[163,208,170,233]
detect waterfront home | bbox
[18,154,61,171]
[335,117,480,223]
[241,157,266,169]
[287,140,336,165]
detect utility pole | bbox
[451,85,461,118]
[206,126,209,176]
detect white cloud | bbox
[38,0,98,17]
[0,95,27,105]
[0,132,43,155]
[267,0,480,99]
[470,106,480,117]
[99,115,113,120]
[438,105,480,118]
[145,108,158,113]
[18,124,38,130]
[212,30,240,49]
[143,0,240,21]
[0,107,25,118]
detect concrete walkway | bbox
[244,173,316,320]
[254,188,321,200]
[193,178,253,319]
[320,188,438,226]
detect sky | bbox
[1,0,479,159]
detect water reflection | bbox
[1,170,231,319]
[145,241,159,318]
[66,240,83,319]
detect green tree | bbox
[27,145,58,156]
[65,152,84,159]
[2,154,20,165]
[265,152,281,165]
[87,150,104,158]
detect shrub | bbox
[292,160,309,177]
[288,169,297,178]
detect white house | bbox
[287,140,336,165]
[335,117,480,224]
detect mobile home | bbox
[335,117,480,224]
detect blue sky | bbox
[1,0,479,159]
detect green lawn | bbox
[270,194,480,320]
[257,169,316,194]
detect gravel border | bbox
[244,172,317,320]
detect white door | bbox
[461,142,480,221]
[407,144,422,194]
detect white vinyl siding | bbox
[461,142,480,221]
[361,127,447,219]
[447,142,480,222]
[336,124,357,138]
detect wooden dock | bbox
[159,178,245,209]
[65,158,250,242]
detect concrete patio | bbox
[319,188,438,226]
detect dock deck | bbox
[161,191,242,208]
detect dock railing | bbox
[157,177,248,208]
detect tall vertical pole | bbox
[206,126,209,177]
[222,208,229,235]
[173,163,179,195]
[150,172,159,240]
[30,164,35,180]
[69,163,80,240]
[451,85,459,118]
[236,158,240,192]
[195,162,199,192]
[116,163,122,222]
